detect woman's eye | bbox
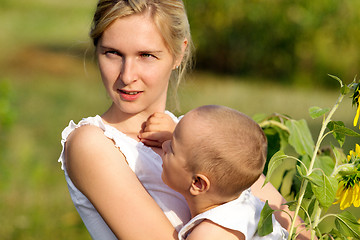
[105,51,120,56]
[141,53,156,59]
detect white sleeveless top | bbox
[178,189,288,240]
[58,113,191,239]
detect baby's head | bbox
[161,105,267,199]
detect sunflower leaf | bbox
[341,85,350,95]
[314,155,335,176]
[305,172,337,208]
[328,121,360,137]
[327,121,347,147]
[309,106,330,119]
[331,144,347,165]
[328,74,343,87]
[283,201,298,212]
[286,119,314,157]
[329,228,347,240]
[263,150,289,187]
[338,165,359,176]
[257,201,274,236]
[335,211,360,238]
[307,197,317,220]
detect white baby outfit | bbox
[178,189,288,240]
[58,113,191,239]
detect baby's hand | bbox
[139,112,176,148]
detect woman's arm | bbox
[65,125,178,240]
[251,174,311,240]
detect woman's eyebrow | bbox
[98,45,119,51]
[139,50,164,55]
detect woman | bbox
[59,1,303,239]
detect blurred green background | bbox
[0,0,359,239]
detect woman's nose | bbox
[120,58,138,85]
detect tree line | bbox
[185,0,360,87]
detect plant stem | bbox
[309,94,344,171]
[311,207,322,240]
[259,120,290,132]
[287,94,345,239]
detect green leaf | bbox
[295,164,315,199]
[331,144,347,165]
[341,85,350,95]
[286,119,314,157]
[314,155,335,176]
[329,229,347,240]
[257,201,274,236]
[309,106,330,119]
[296,165,305,177]
[327,121,346,147]
[328,74,343,87]
[299,154,311,172]
[263,150,289,186]
[335,211,360,238]
[306,172,337,208]
[307,197,316,220]
[338,165,359,177]
[253,113,268,123]
[328,121,360,137]
[283,201,297,212]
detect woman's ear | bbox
[173,38,188,69]
[189,174,210,196]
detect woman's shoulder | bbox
[62,116,126,172]
[66,123,107,148]
[64,121,129,188]
[62,115,110,152]
[60,115,104,140]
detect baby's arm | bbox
[186,220,245,240]
[139,112,177,147]
[251,174,311,240]
[65,125,178,240]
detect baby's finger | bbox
[139,131,170,141]
[143,122,162,132]
[140,138,162,148]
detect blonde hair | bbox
[90,0,193,92]
[188,105,267,197]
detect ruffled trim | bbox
[58,115,105,170]
[58,112,179,170]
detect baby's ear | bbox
[189,174,210,196]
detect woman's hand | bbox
[139,112,177,147]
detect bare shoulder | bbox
[187,219,245,240]
[65,125,118,166]
[64,124,127,191]
[66,124,110,150]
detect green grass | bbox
[0,1,359,239]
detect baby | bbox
[161,105,288,240]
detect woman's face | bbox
[97,12,178,115]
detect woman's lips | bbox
[118,89,143,101]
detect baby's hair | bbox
[188,105,267,197]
